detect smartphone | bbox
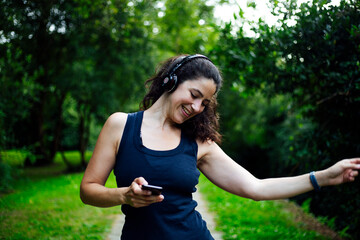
[142,184,163,195]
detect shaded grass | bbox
[0,149,28,167]
[198,174,330,240]
[0,151,119,240]
[1,150,92,168]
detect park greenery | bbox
[1,0,359,239]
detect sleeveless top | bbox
[114,111,213,240]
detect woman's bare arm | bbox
[80,112,163,208]
[197,141,360,201]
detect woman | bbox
[80,54,360,239]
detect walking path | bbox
[107,189,223,240]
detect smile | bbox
[181,105,191,117]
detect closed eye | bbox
[190,89,210,107]
[191,92,209,107]
[190,91,202,99]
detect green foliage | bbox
[0,0,156,164]
[317,216,336,231]
[0,150,27,192]
[0,0,221,168]
[273,2,360,237]
[153,0,220,55]
[211,0,360,238]
[301,198,311,214]
[0,149,28,167]
[0,162,14,192]
[3,0,358,238]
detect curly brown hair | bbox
[140,54,222,143]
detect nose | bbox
[192,99,204,113]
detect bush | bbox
[0,162,14,193]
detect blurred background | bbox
[1,0,359,239]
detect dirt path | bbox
[279,199,342,240]
[106,189,223,240]
[107,213,124,240]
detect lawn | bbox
[0,151,120,240]
[1,150,339,239]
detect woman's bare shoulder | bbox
[196,138,218,161]
[99,112,129,154]
[105,112,128,129]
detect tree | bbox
[272,1,360,236]
[211,0,360,237]
[0,0,79,165]
[63,0,157,168]
[0,0,158,166]
[1,0,224,168]
[149,0,222,57]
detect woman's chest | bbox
[140,127,181,151]
[115,148,199,194]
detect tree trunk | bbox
[79,104,91,168]
[49,94,66,162]
[25,2,53,166]
[25,91,50,166]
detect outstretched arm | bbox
[197,141,360,201]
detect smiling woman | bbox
[163,78,216,122]
[80,54,360,240]
[141,54,222,143]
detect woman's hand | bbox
[320,158,360,186]
[123,177,164,208]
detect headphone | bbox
[162,54,211,93]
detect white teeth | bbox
[182,106,191,115]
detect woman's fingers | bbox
[130,195,164,208]
[126,177,164,208]
[343,158,360,169]
[130,194,164,208]
[325,158,360,185]
[349,158,360,164]
[344,169,358,182]
[134,176,148,186]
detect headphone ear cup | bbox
[168,74,178,92]
[163,76,170,85]
[162,76,172,91]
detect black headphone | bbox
[162,54,211,93]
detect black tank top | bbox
[114,111,213,239]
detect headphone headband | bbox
[168,54,210,78]
[162,54,211,93]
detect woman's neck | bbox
[144,94,176,130]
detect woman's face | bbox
[167,77,217,124]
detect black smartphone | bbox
[142,184,163,195]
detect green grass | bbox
[0,150,119,240]
[198,174,330,240]
[1,150,335,239]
